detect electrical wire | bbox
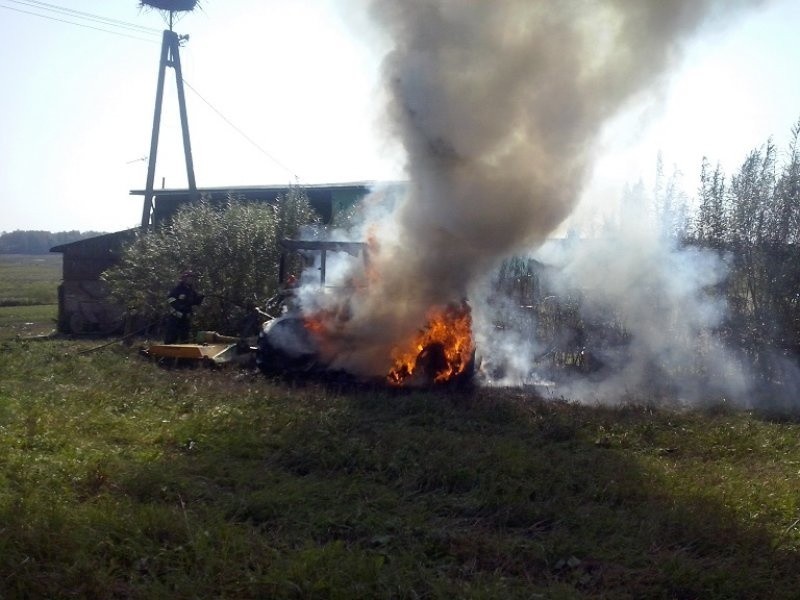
[6,0,161,35]
[0,2,159,43]
[2,0,299,182]
[182,78,300,181]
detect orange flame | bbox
[303,309,341,359]
[302,302,474,385]
[387,301,474,386]
[297,239,473,386]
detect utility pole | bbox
[140,28,197,229]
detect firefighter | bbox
[164,270,204,344]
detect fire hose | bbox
[76,318,165,355]
[75,292,283,355]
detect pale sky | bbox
[1,0,798,233]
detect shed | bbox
[50,182,386,334]
[50,229,137,334]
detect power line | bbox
[182,78,300,181]
[0,3,159,43]
[7,0,162,35]
[3,0,298,181]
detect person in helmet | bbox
[164,270,204,344]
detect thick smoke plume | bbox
[308,0,762,383]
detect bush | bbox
[102,188,318,334]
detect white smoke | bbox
[294,0,769,395]
[531,203,752,404]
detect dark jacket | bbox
[167,281,204,318]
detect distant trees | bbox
[695,157,726,248]
[0,230,107,254]
[654,153,691,239]
[775,121,800,246]
[687,120,800,366]
[102,188,318,334]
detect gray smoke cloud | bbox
[307,0,763,381]
[524,206,752,404]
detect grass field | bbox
[1,338,799,598]
[0,254,60,339]
[0,304,58,339]
[0,253,61,306]
[2,253,800,597]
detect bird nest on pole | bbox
[139,0,199,12]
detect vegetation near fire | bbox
[491,119,800,403]
[102,188,317,334]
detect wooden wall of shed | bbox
[52,230,135,333]
[57,280,125,334]
[61,253,119,281]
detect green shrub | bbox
[102,188,318,334]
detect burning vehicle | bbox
[256,239,477,386]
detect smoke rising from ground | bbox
[527,209,751,404]
[306,1,763,385]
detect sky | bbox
[0,0,798,233]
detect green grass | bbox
[1,340,799,598]
[3,252,796,596]
[0,253,62,306]
[0,304,58,339]
[0,254,61,339]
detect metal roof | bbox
[50,228,138,253]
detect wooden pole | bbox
[140,30,197,229]
[141,30,170,229]
[170,34,197,195]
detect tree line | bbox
[688,120,800,379]
[649,120,800,361]
[0,230,108,254]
